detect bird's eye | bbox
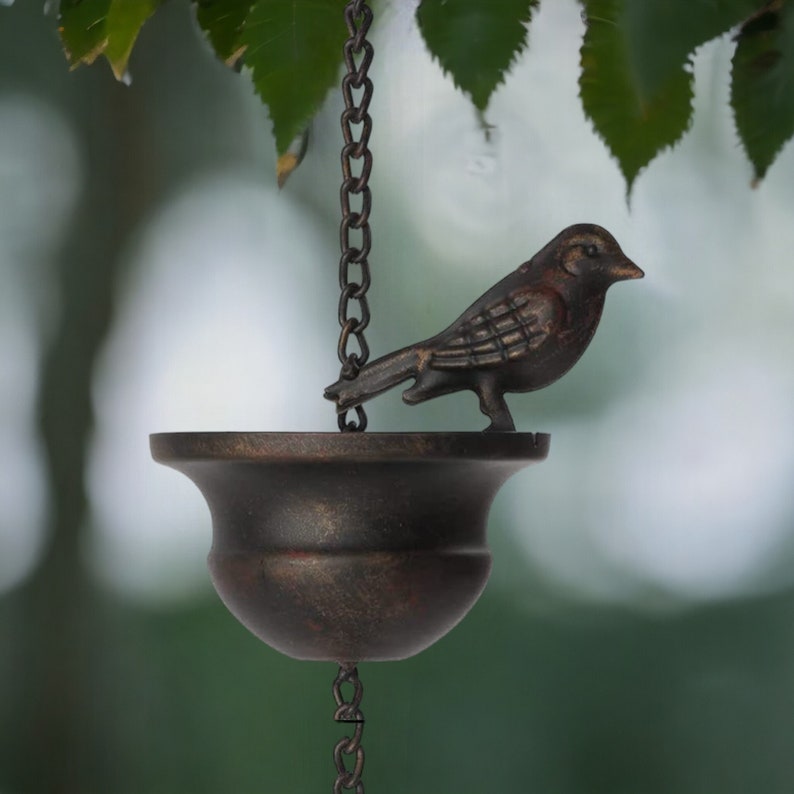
[585,244,599,257]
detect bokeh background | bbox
[3,0,794,791]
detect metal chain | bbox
[336,0,374,433]
[332,664,365,793]
[332,3,371,783]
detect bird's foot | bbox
[479,391,515,432]
[484,415,516,432]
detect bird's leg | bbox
[477,386,515,432]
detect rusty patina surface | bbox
[150,432,549,662]
[326,224,643,431]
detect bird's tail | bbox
[324,347,420,412]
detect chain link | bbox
[336,0,374,433]
[332,664,365,793]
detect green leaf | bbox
[59,0,112,69]
[59,0,161,80]
[580,0,759,194]
[416,0,538,112]
[240,0,347,157]
[731,1,794,183]
[580,0,692,194]
[619,0,759,100]
[193,0,252,67]
[103,0,162,80]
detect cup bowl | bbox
[150,432,549,662]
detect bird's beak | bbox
[609,255,644,282]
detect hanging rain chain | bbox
[336,0,374,434]
[332,1,373,790]
[333,664,366,793]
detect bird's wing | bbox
[429,287,563,370]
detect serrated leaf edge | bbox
[579,37,696,198]
[417,1,537,112]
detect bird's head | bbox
[526,224,644,287]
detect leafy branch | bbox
[47,0,793,191]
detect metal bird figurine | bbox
[325,224,643,431]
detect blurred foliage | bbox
[43,0,794,189]
[5,545,794,793]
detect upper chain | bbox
[336,0,374,433]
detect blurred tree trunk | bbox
[0,3,154,788]
[16,67,152,794]
[0,2,270,787]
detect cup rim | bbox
[150,431,550,464]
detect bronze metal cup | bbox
[150,432,549,662]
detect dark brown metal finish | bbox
[336,0,375,433]
[326,224,644,431]
[333,664,365,793]
[150,431,549,662]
